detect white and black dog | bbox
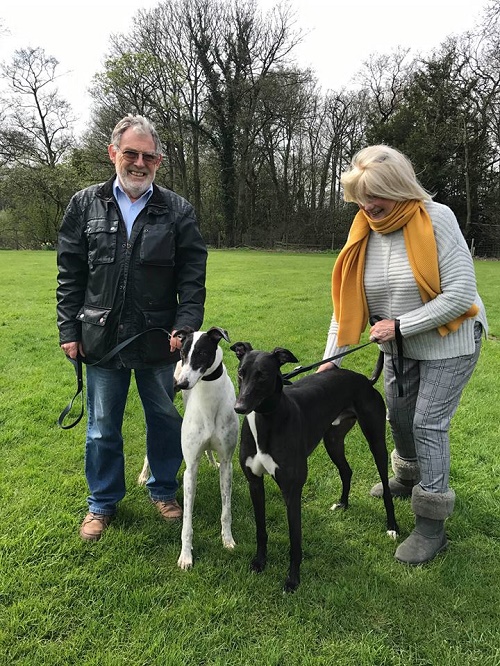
[139,327,240,569]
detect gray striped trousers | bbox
[383,324,482,493]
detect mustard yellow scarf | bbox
[332,200,478,346]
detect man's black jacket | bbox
[57,178,207,368]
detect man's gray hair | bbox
[111,115,163,155]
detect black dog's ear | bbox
[230,341,253,360]
[173,326,194,344]
[206,327,231,345]
[272,347,298,366]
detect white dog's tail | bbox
[138,455,150,485]
[139,449,219,485]
[205,450,220,468]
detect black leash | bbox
[59,319,405,427]
[282,340,376,382]
[282,316,404,392]
[58,327,173,430]
[392,319,404,397]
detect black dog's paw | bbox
[330,500,348,511]
[283,576,300,593]
[250,556,266,573]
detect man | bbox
[57,115,207,541]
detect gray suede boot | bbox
[370,450,420,498]
[394,484,455,566]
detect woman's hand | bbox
[369,319,396,343]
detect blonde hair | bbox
[341,145,433,205]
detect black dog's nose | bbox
[234,400,248,415]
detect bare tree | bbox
[185,0,301,245]
[127,1,207,209]
[356,47,415,126]
[0,47,75,167]
[0,47,77,247]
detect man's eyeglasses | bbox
[117,148,159,164]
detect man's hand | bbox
[60,341,85,359]
[170,330,182,353]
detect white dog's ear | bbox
[230,341,253,360]
[173,326,194,344]
[206,327,231,344]
[272,347,298,366]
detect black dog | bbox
[230,343,399,593]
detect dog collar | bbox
[202,363,223,382]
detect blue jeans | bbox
[85,364,182,515]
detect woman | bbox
[318,145,487,565]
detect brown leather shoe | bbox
[152,499,183,521]
[79,512,113,541]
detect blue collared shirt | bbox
[113,179,153,238]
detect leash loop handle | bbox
[58,356,84,429]
[393,319,404,397]
[370,315,404,396]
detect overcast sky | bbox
[0,0,489,136]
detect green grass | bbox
[0,249,499,665]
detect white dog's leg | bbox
[177,459,199,570]
[138,455,149,485]
[219,458,236,549]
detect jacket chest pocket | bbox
[86,217,118,265]
[140,224,175,267]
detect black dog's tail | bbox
[369,350,384,385]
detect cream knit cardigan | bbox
[324,200,488,362]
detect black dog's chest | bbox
[245,407,309,463]
[246,412,275,454]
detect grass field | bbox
[0,249,499,665]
